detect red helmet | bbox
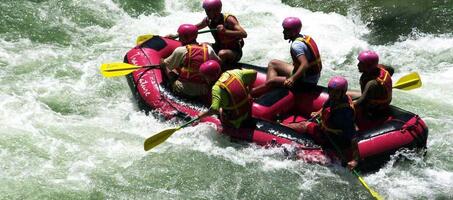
[328,76,348,92]
[282,17,302,36]
[357,50,379,68]
[200,60,221,81]
[177,24,198,43]
[202,0,222,11]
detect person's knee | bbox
[218,50,227,58]
[218,50,233,60]
[265,78,279,87]
[268,59,280,69]
[265,78,273,86]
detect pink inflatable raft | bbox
[123,35,428,171]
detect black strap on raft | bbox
[404,116,426,148]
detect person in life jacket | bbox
[350,50,394,119]
[284,76,359,169]
[195,0,247,68]
[253,17,322,96]
[197,69,257,129]
[161,24,221,98]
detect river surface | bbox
[1,0,452,199]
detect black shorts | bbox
[323,133,352,150]
[291,81,318,94]
[212,43,243,64]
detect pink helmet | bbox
[328,76,348,91]
[282,17,302,36]
[200,60,221,80]
[202,0,222,11]
[357,50,379,67]
[177,24,198,43]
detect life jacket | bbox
[320,95,355,134]
[217,71,251,128]
[291,35,322,77]
[360,67,392,107]
[206,13,244,50]
[179,43,209,83]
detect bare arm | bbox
[285,55,308,88]
[195,17,209,30]
[354,80,378,106]
[197,107,219,119]
[218,16,247,39]
[346,90,361,99]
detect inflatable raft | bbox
[124,35,428,171]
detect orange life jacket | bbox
[206,13,244,50]
[320,96,355,134]
[217,72,251,128]
[291,35,322,77]
[179,43,209,83]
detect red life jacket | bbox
[217,71,251,128]
[360,67,392,107]
[291,35,322,77]
[179,43,209,83]
[320,96,355,134]
[206,13,244,50]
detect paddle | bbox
[323,134,384,200]
[136,29,217,45]
[392,72,421,90]
[100,62,160,78]
[144,116,200,151]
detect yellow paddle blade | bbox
[356,173,384,200]
[393,72,422,90]
[136,34,153,45]
[144,127,181,151]
[100,63,141,77]
[143,117,200,151]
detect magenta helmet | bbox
[357,50,379,67]
[328,76,348,91]
[177,24,198,43]
[200,60,221,80]
[282,17,302,36]
[202,0,222,11]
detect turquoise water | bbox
[1,0,452,199]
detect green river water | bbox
[1,0,452,199]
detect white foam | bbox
[1,0,453,197]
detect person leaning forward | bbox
[285,76,359,169]
[160,24,221,98]
[197,69,257,129]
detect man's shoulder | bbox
[173,46,187,54]
[291,40,308,50]
[292,39,307,46]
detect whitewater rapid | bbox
[1,0,452,199]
